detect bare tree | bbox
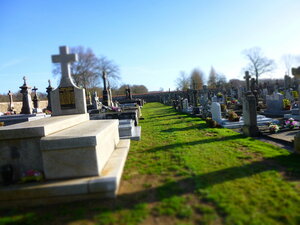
[190,68,204,90]
[96,56,121,87]
[282,54,297,76]
[175,71,190,91]
[216,74,227,88]
[242,47,276,84]
[208,66,217,89]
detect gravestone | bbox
[125,86,132,100]
[7,90,14,112]
[291,67,300,152]
[0,46,130,204]
[20,77,33,114]
[32,86,42,113]
[211,102,222,124]
[46,80,53,111]
[242,71,259,137]
[102,71,112,107]
[50,46,87,116]
[263,92,289,116]
[92,91,101,109]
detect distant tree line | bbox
[175,46,300,91]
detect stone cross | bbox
[52,46,78,87]
[244,71,251,92]
[32,86,39,109]
[7,90,14,111]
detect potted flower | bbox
[269,123,280,133]
[285,118,297,129]
[228,111,240,122]
[21,169,43,183]
[282,99,291,110]
[205,117,217,128]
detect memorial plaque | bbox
[59,87,76,109]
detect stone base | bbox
[119,119,141,141]
[0,113,50,126]
[294,132,300,153]
[41,120,119,180]
[242,125,259,137]
[0,139,130,208]
[284,114,300,121]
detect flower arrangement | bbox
[21,169,43,183]
[220,104,227,112]
[285,118,297,129]
[269,123,280,133]
[228,111,240,122]
[217,92,223,98]
[111,106,121,112]
[231,99,238,104]
[282,99,291,110]
[4,111,14,115]
[43,109,52,115]
[205,117,218,128]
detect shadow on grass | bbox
[142,134,245,153]
[161,123,207,132]
[2,154,300,225]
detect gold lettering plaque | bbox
[59,87,76,109]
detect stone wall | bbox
[0,101,48,113]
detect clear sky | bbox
[0,0,300,94]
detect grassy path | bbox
[1,102,300,225]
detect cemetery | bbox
[1,2,300,224]
[1,50,300,223]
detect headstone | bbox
[182,98,189,111]
[50,46,87,116]
[87,92,92,105]
[102,71,112,107]
[92,91,101,109]
[211,102,222,124]
[242,71,259,137]
[7,90,14,112]
[284,75,291,90]
[46,80,53,111]
[244,71,251,93]
[125,86,132,100]
[32,86,39,110]
[20,76,33,114]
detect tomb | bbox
[0,46,130,206]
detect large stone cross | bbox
[244,71,251,92]
[52,46,78,87]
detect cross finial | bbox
[51,46,78,87]
[23,76,27,85]
[244,71,251,91]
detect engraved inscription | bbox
[59,87,76,109]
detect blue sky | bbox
[0,0,300,94]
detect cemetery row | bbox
[0,46,145,207]
[161,68,300,151]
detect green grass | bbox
[1,102,300,225]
